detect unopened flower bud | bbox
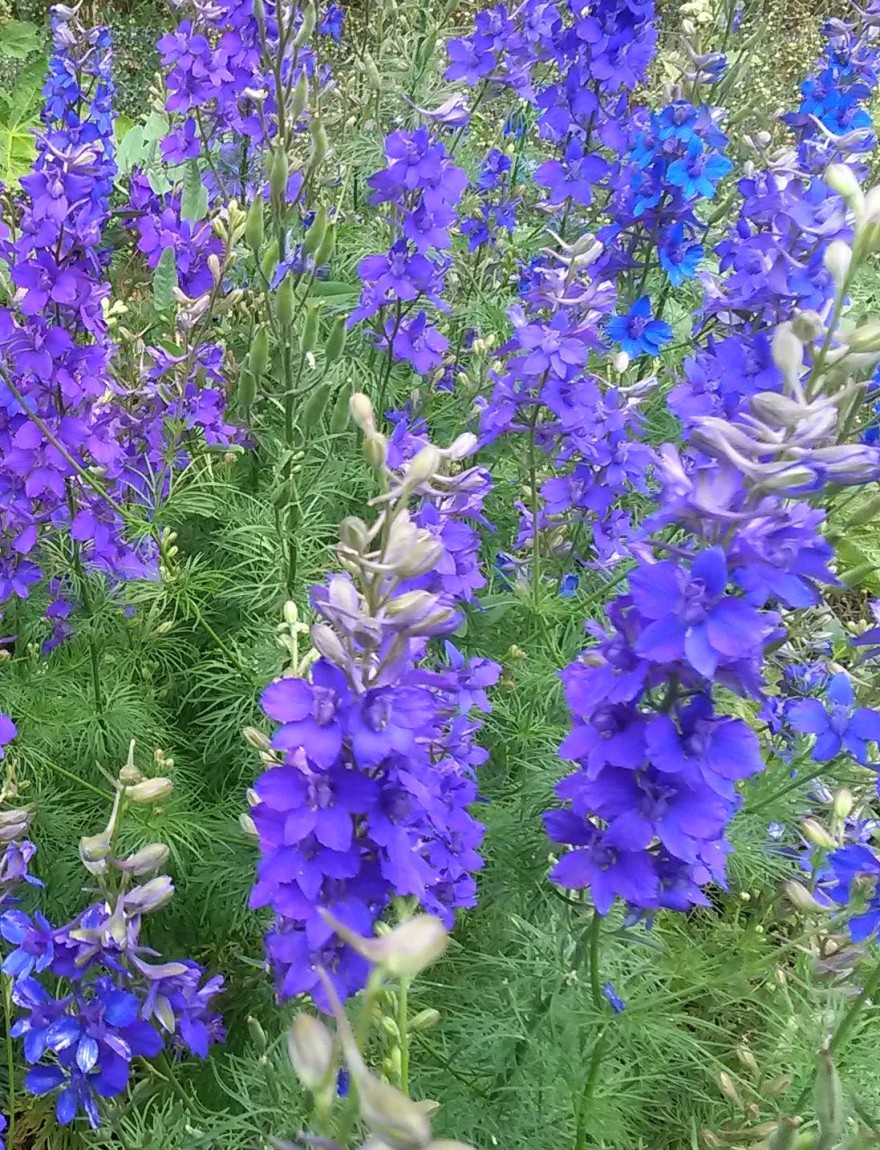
[764,1074,792,1097]
[124,875,175,914]
[248,1015,268,1052]
[717,1070,743,1108]
[832,788,854,820]
[324,316,346,365]
[349,392,376,434]
[735,1045,759,1076]
[801,818,836,850]
[771,323,804,379]
[124,777,174,804]
[79,831,112,863]
[302,206,328,259]
[356,1070,432,1148]
[401,445,441,492]
[824,239,853,285]
[117,843,170,876]
[612,351,630,373]
[287,1014,335,1090]
[119,763,143,786]
[825,162,864,212]
[767,1117,802,1150]
[311,622,348,666]
[249,326,270,379]
[269,147,289,199]
[290,70,309,121]
[791,310,825,342]
[408,1008,441,1032]
[783,880,828,913]
[239,812,257,837]
[292,0,316,46]
[364,433,388,471]
[301,303,322,355]
[320,911,448,977]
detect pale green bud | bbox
[802,818,836,851]
[249,326,270,379]
[717,1070,743,1108]
[243,726,271,752]
[301,382,332,429]
[292,1,316,47]
[276,276,296,329]
[324,316,346,365]
[791,310,825,343]
[409,1008,441,1033]
[79,831,112,863]
[364,433,388,471]
[287,1014,335,1090]
[400,445,441,492]
[301,302,322,354]
[269,148,289,199]
[302,206,328,259]
[783,880,829,913]
[320,911,449,977]
[771,323,804,379]
[826,163,864,212]
[124,777,174,804]
[349,391,375,432]
[314,225,335,269]
[767,1117,803,1150]
[117,843,170,876]
[247,1016,268,1052]
[245,197,264,251]
[329,382,352,432]
[824,240,852,287]
[833,788,854,820]
[290,71,309,122]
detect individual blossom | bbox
[787,672,880,765]
[606,297,672,358]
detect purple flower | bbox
[606,297,672,358]
[788,673,880,765]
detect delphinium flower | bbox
[1,751,224,1129]
[606,296,672,358]
[125,172,224,297]
[788,672,880,766]
[350,129,466,377]
[461,147,520,252]
[318,2,344,41]
[0,9,151,607]
[157,0,317,187]
[783,7,880,175]
[248,396,499,1007]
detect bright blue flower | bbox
[826,843,880,941]
[606,297,673,358]
[666,138,732,200]
[659,223,704,286]
[602,982,625,1013]
[560,573,579,598]
[787,673,880,765]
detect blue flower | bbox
[787,673,880,765]
[559,573,579,598]
[659,223,704,286]
[606,297,673,358]
[602,982,626,1013]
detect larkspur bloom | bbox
[606,297,672,358]
[788,673,880,765]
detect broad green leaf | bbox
[0,20,42,61]
[181,160,208,222]
[311,280,358,298]
[0,57,46,183]
[115,122,145,176]
[153,246,178,312]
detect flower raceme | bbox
[249,398,499,1007]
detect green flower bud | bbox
[409,1008,441,1033]
[117,843,170,876]
[313,225,335,269]
[301,382,332,430]
[802,818,836,851]
[329,382,353,432]
[302,205,328,258]
[124,777,174,804]
[252,0,266,29]
[287,1014,335,1090]
[814,1044,843,1143]
[244,197,264,252]
[247,1016,268,1053]
[269,147,289,199]
[292,1,316,47]
[825,162,864,212]
[301,302,322,354]
[260,238,280,283]
[248,326,270,380]
[290,71,309,122]
[349,391,375,433]
[237,367,258,410]
[364,433,388,471]
[832,788,854,820]
[309,118,329,169]
[324,316,346,365]
[276,276,296,328]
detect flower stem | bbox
[4,978,15,1148]
[398,977,410,1094]
[575,909,607,1150]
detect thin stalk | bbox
[792,958,880,1112]
[4,978,14,1149]
[575,910,607,1150]
[398,977,411,1094]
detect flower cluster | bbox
[1,758,224,1129]
[249,397,498,1006]
[351,129,467,375]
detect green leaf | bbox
[153,247,178,312]
[0,20,42,61]
[0,56,46,183]
[115,122,146,177]
[181,160,208,222]
[310,280,358,298]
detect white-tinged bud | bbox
[824,241,853,290]
[239,812,257,837]
[321,911,448,977]
[124,875,175,914]
[283,600,299,627]
[124,777,174,804]
[364,433,388,470]
[612,351,630,373]
[833,788,854,820]
[116,843,170,876]
[825,163,865,212]
[287,1014,335,1090]
[443,432,478,461]
[844,319,880,352]
[356,1070,433,1148]
[243,726,271,752]
[349,392,375,434]
[79,831,112,863]
[771,322,804,379]
[801,818,836,851]
[310,622,347,666]
[783,880,829,913]
[791,310,825,343]
[339,517,370,552]
[384,590,439,620]
[401,445,442,492]
[717,1070,743,1108]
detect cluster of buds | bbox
[75,740,176,950]
[308,394,477,691]
[278,913,473,1150]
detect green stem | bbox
[4,979,15,1149]
[398,977,410,1094]
[793,959,880,1113]
[575,910,607,1150]
[335,970,385,1145]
